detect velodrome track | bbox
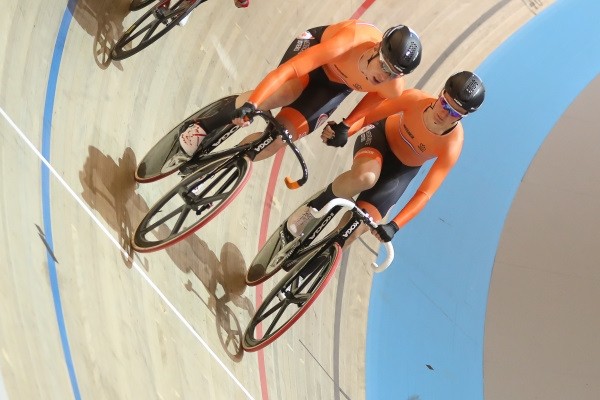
[9,1,600,399]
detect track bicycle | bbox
[242,197,394,352]
[131,103,308,252]
[111,0,207,60]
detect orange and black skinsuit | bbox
[249,19,405,137]
[310,89,464,231]
[199,20,405,137]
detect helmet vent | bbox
[465,79,480,95]
[404,42,418,60]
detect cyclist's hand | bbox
[234,0,249,7]
[373,221,399,243]
[323,121,349,148]
[232,102,256,127]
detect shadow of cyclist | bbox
[166,236,254,362]
[79,146,144,269]
[69,0,131,69]
[79,146,254,359]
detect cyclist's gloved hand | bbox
[375,221,399,243]
[325,121,349,148]
[232,102,256,125]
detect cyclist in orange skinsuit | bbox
[286,72,486,244]
[178,20,422,158]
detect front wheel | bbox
[242,243,342,352]
[132,154,252,252]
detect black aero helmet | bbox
[379,25,422,75]
[444,71,485,113]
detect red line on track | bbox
[351,0,376,19]
[255,2,376,399]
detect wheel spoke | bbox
[171,205,192,235]
[255,300,285,326]
[120,23,153,47]
[263,305,288,338]
[134,155,250,250]
[305,268,327,294]
[141,203,188,233]
[142,18,164,42]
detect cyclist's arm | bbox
[345,90,412,135]
[248,29,356,107]
[390,146,461,229]
[344,92,385,135]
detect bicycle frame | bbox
[280,198,394,272]
[181,110,308,189]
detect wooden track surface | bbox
[0,1,552,399]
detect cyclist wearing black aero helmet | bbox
[379,25,422,76]
[444,71,485,113]
[292,71,486,242]
[178,19,423,159]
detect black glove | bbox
[325,121,349,148]
[232,102,256,123]
[375,221,399,242]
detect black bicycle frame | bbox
[179,109,309,192]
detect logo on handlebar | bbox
[342,220,360,239]
[210,126,239,149]
[308,213,334,241]
[254,136,275,152]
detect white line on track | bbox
[0,107,255,400]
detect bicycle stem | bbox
[311,198,394,272]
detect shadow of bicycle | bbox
[69,0,132,69]
[79,145,254,360]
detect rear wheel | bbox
[242,243,342,352]
[135,96,238,183]
[111,0,201,60]
[132,154,252,252]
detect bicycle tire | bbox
[111,0,200,61]
[132,154,252,252]
[130,0,158,11]
[242,243,342,352]
[135,96,238,183]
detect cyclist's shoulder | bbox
[401,88,430,100]
[393,89,436,109]
[324,19,382,42]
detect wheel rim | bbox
[134,96,238,183]
[245,230,303,286]
[243,244,342,351]
[134,130,184,182]
[132,156,251,251]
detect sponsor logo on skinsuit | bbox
[297,31,314,40]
